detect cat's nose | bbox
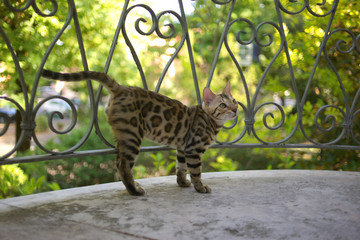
[231,108,237,113]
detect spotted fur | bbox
[42,69,238,195]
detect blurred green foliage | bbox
[0,164,60,199]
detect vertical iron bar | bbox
[178,0,202,105]
[206,0,236,88]
[103,0,130,74]
[92,0,131,148]
[273,0,301,139]
[69,0,96,149]
[300,1,339,108]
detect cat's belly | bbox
[145,129,186,148]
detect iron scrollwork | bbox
[121,4,187,91]
[4,0,58,17]
[304,27,360,145]
[0,0,359,165]
[218,17,288,144]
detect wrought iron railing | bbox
[0,0,359,165]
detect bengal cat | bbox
[42,69,238,195]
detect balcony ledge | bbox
[1,170,359,240]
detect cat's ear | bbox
[223,81,232,96]
[203,87,217,106]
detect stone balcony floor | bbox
[0,170,359,240]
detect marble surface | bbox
[1,170,359,240]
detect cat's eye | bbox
[219,103,226,108]
[233,99,237,104]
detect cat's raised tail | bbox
[41,69,120,93]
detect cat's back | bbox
[107,86,194,147]
[110,86,186,112]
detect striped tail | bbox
[41,69,120,93]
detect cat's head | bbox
[202,81,238,124]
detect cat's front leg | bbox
[176,149,191,187]
[185,151,211,193]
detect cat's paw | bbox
[127,182,145,196]
[177,178,191,188]
[131,188,145,196]
[194,185,211,193]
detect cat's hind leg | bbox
[116,138,145,196]
[176,149,191,187]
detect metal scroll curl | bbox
[93,3,188,149]
[0,96,27,160]
[0,97,22,138]
[4,0,58,17]
[251,102,287,144]
[300,28,360,146]
[211,0,234,5]
[0,112,10,137]
[225,19,285,89]
[327,29,359,54]
[314,105,344,131]
[222,18,287,144]
[121,4,187,91]
[312,105,346,144]
[154,10,187,92]
[32,96,78,154]
[1,0,92,157]
[324,29,358,145]
[278,0,339,17]
[256,102,286,131]
[305,103,359,146]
